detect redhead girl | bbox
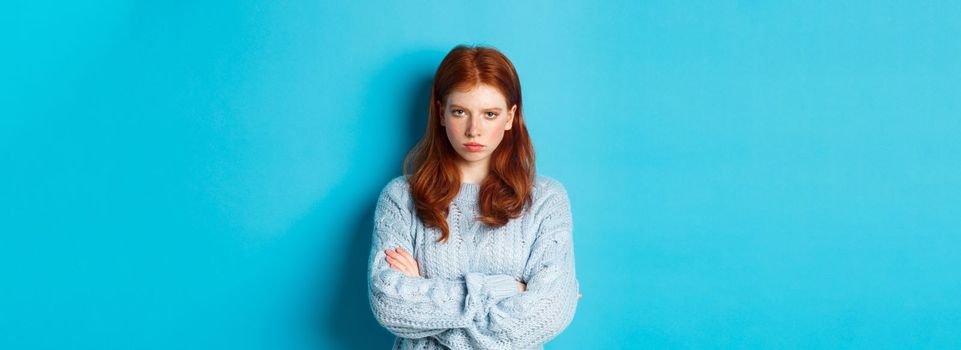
[367,45,581,350]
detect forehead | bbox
[444,84,508,108]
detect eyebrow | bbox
[449,104,503,112]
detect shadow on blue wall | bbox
[301,50,438,348]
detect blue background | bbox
[3,1,959,349]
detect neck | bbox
[457,159,489,184]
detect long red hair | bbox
[402,45,536,243]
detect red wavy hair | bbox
[402,45,536,243]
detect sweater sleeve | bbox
[431,181,580,350]
[367,178,523,339]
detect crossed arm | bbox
[368,179,580,349]
[375,245,581,349]
[384,247,580,298]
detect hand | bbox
[385,247,420,277]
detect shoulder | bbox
[376,175,413,211]
[527,176,574,238]
[533,175,570,201]
[381,175,411,195]
[529,175,572,216]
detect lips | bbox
[463,143,485,152]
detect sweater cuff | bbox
[483,274,521,300]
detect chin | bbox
[458,153,487,162]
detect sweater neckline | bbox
[454,182,480,205]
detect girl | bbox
[367,45,581,350]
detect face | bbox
[438,83,517,167]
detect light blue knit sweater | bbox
[367,175,580,350]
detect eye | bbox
[452,109,465,116]
[485,112,498,118]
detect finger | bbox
[387,248,419,276]
[386,253,414,274]
[386,249,411,266]
[393,249,417,271]
[394,248,415,265]
[387,258,415,276]
[386,255,409,271]
[385,249,400,258]
[386,258,400,271]
[400,250,420,275]
[385,250,411,270]
[390,249,413,268]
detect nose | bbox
[465,116,481,137]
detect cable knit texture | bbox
[367,175,580,350]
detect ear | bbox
[505,104,517,130]
[437,100,445,126]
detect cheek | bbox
[487,124,509,143]
[444,120,461,138]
